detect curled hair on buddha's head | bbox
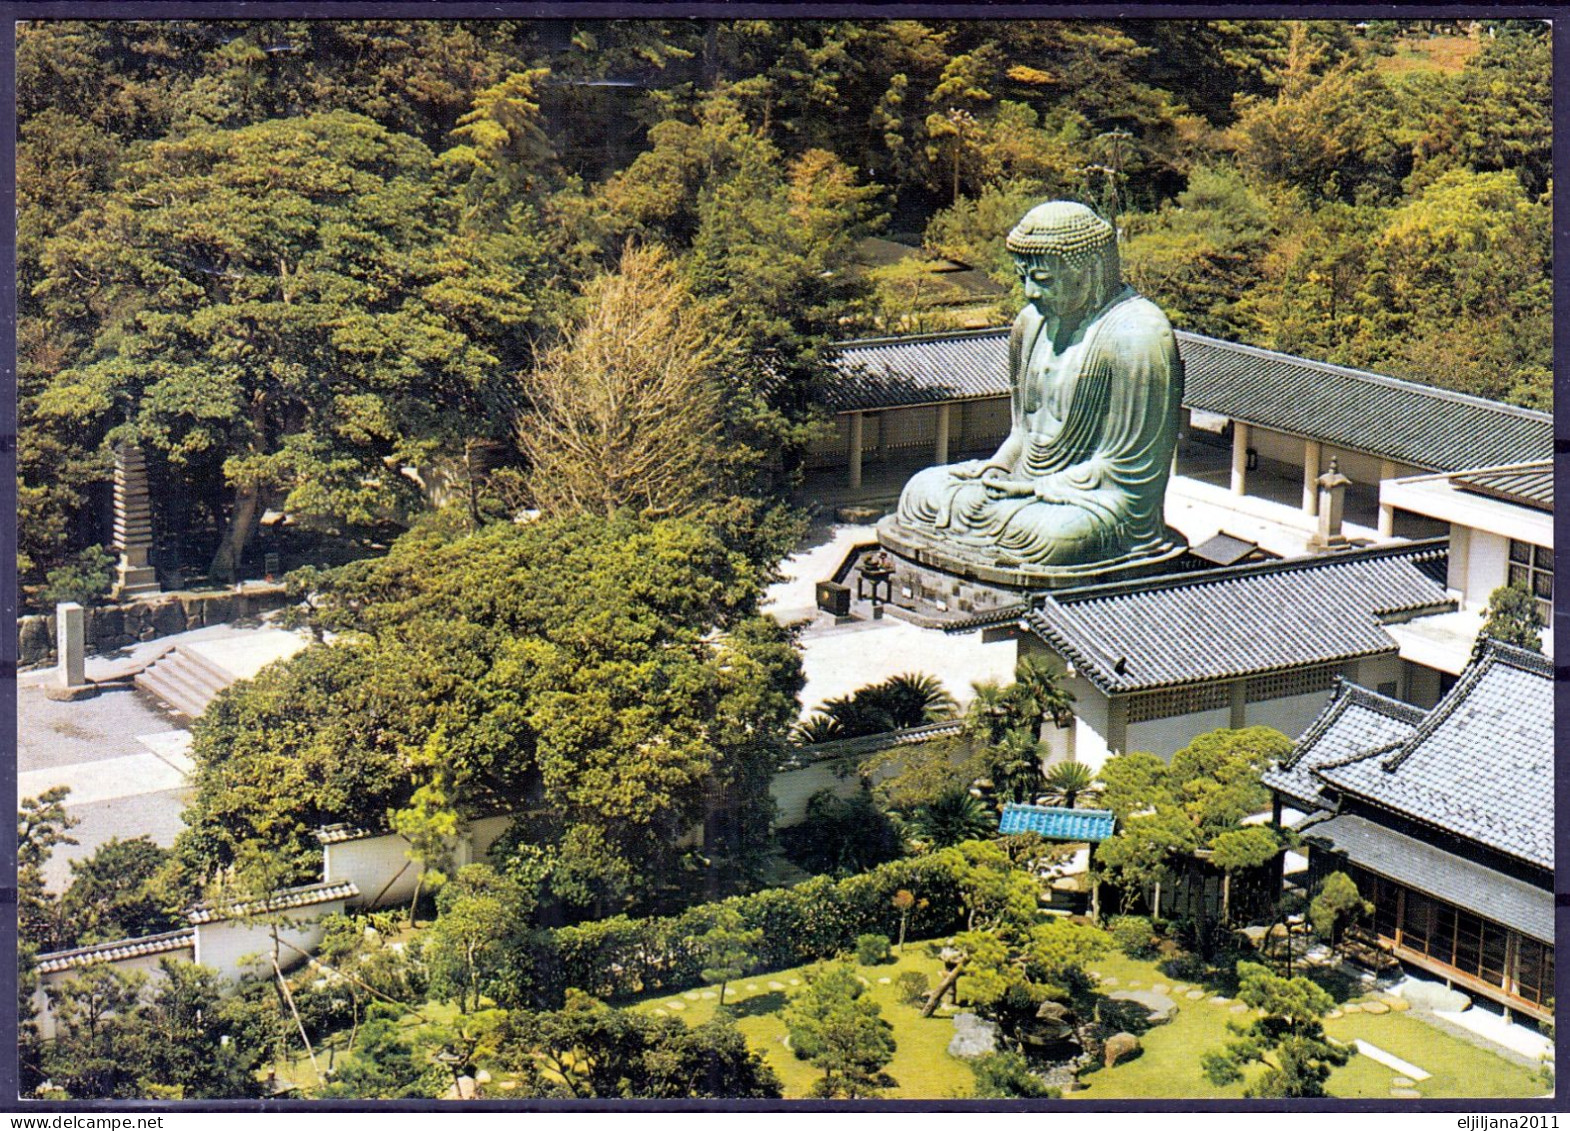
[1007,200,1121,305]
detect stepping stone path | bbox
[1383,997,1411,1012]
[1152,984,1170,994]
[1171,984,1188,994]
[667,1001,686,1011]
[1185,990,1206,1000]
[700,991,717,1000]
[1391,1077,1416,1089]
[1390,1089,1421,1099]
[652,1009,667,1017]
[1342,1003,1362,1013]
[768,981,786,990]
[1102,976,1119,986]
[1229,1004,1248,1014]
[684,992,700,1000]
[747,984,759,992]
[1326,1009,1342,1020]
[877,977,892,984]
[857,976,871,987]
[789,978,802,986]
[1361,1000,1390,1014]
[1209,996,1230,1006]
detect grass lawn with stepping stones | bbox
[623,944,977,1098]
[1070,953,1544,1101]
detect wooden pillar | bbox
[1378,503,1395,538]
[1230,422,1249,496]
[848,411,863,490]
[934,403,951,465]
[1303,439,1322,515]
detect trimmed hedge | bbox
[497,854,970,1007]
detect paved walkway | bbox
[18,618,314,891]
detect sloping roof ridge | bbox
[34,927,197,971]
[831,326,1009,350]
[1174,330,1553,424]
[1315,738,1408,775]
[1048,537,1449,607]
[1276,679,1423,773]
[1022,606,1125,693]
[187,879,359,925]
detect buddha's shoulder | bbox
[1102,292,1175,340]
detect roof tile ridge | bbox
[1315,739,1408,776]
[1025,602,1125,692]
[1049,537,1449,607]
[1174,331,1554,422]
[1338,682,1431,723]
[1278,683,1358,771]
[34,926,197,965]
[830,326,1010,350]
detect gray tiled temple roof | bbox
[1449,461,1554,512]
[826,330,1552,471]
[1021,540,1452,693]
[1301,812,1552,943]
[1261,683,1425,811]
[188,880,359,925]
[35,928,196,975]
[1315,640,1553,870]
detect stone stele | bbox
[877,200,1187,590]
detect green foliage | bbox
[498,991,782,1098]
[854,933,893,965]
[895,970,931,1006]
[498,852,972,1008]
[1478,583,1545,654]
[782,789,907,877]
[18,786,78,952]
[785,962,896,1098]
[807,671,957,740]
[699,907,766,1007]
[908,785,994,850]
[57,836,184,947]
[1308,871,1372,950]
[969,1050,1060,1098]
[1203,960,1349,1097]
[178,511,801,911]
[40,545,116,607]
[1108,915,1157,959]
[425,864,530,1014]
[1041,760,1098,809]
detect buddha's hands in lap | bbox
[949,459,1012,482]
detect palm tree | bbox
[1012,656,1077,732]
[874,672,958,727]
[794,714,845,744]
[909,785,994,849]
[1040,760,1098,809]
[990,728,1047,804]
[964,678,1014,745]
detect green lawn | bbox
[625,945,977,1099]
[1068,952,1544,1101]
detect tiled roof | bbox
[1314,640,1553,870]
[779,719,963,770]
[1301,813,1552,943]
[34,928,196,975]
[188,880,359,925]
[828,329,1010,411]
[1449,461,1554,512]
[1261,683,1425,811]
[317,822,385,845]
[1190,532,1266,567]
[1022,540,1452,693]
[998,804,1116,842]
[824,329,1551,471]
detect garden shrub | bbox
[896,970,930,1006]
[854,933,891,965]
[497,853,970,1008]
[1108,915,1156,958]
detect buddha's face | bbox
[1016,253,1098,320]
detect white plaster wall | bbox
[1247,427,1307,467]
[1466,530,1513,610]
[770,762,862,826]
[1244,690,1337,743]
[324,834,419,910]
[1349,653,1403,695]
[1125,706,1233,760]
[1403,660,1444,709]
[468,815,512,860]
[1324,447,1382,486]
[1068,680,1111,772]
[193,901,345,984]
[35,948,193,1041]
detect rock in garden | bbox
[1392,1077,1415,1089]
[1103,1032,1141,1069]
[768,981,785,990]
[948,1012,1000,1059]
[1361,1000,1389,1014]
[1109,990,1178,1025]
[1391,1089,1422,1099]
[1383,996,1410,1011]
[1185,989,1206,1000]
[700,991,717,1000]
[1152,984,1170,994]
[1397,982,1471,1012]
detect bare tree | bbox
[516,244,728,519]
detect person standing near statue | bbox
[885,200,1186,581]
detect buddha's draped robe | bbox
[895,286,1183,568]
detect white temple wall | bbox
[193,904,346,985]
[1125,706,1233,761]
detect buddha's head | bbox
[1007,201,1120,320]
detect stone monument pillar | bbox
[111,444,161,601]
[1311,458,1353,550]
[44,601,97,701]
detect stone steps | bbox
[134,646,234,719]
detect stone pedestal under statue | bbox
[111,444,161,601]
[874,200,1187,602]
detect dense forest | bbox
[17,17,1550,601]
